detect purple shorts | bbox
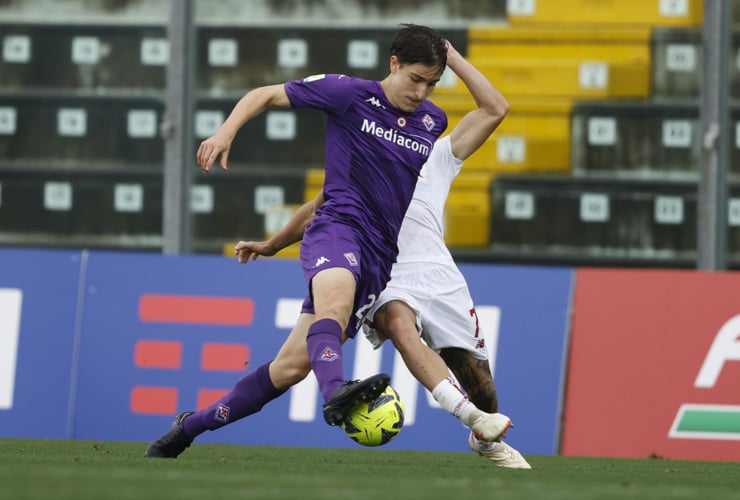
[300,216,393,338]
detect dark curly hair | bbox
[389,23,447,72]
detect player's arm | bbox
[445,42,509,161]
[197,83,291,172]
[235,190,325,263]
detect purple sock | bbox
[306,318,345,402]
[183,361,286,438]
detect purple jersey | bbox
[285,74,447,251]
[285,74,447,334]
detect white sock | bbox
[431,377,481,427]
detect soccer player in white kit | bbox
[362,129,532,470]
[236,42,530,468]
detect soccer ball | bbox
[342,386,405,447]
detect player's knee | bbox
[387,326,423,356]
[270,356,311,388]
[376,301,417,344]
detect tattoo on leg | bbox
[439,348,498,413]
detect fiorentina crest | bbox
[319,346,340,362]
[215,403,230,423]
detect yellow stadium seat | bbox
[437,97,572,174]
[467,25,651,60]
[504,0,703,27]
[305,168,324,202]
[444,172,493,247]
[264,203,302,259]
[223,241,237,257]
[443,26,651,99]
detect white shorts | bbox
[363,262,488,360]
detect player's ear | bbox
[389,55,400,74]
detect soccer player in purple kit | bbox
[145,24,510,458]
[228,41,528,468]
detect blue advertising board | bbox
[73,252,573,454]
[1,249,573,455]
[72,251,313,446]
[0,248,82,439]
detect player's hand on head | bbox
[197,135,231,173]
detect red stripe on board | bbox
[138,294,255,325]
[134,340,183,369]
[201,343,250,372]
[197,389,230,411]
[130,386,178,415]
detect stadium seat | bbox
[437,26,651,100]
[196,26,467,93]
[505,0,704,28]
[222,203,302,260]
[652,26,740,101]
[195,98,327,168]
[0,95,165,166]
[0,164,305,253]
[467,25,652,61]
[435,57,650,100]
[192,166,306,253]
[437,96,572,174]
[0,169,163,249]
[0,25,166,91]
[489,174,702,264]
[304,168,324,202]
[570,100,701,177]
[444,172,493,247]
[651,27,702,99]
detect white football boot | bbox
[468,432,532,469]
[468,411,512,442]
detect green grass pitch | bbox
[1,438,739,500]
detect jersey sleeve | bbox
[431,135,463,179]
[284,74,357,116]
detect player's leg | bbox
[308,266,390,425]
[372,299,450,391]
[400,265,511,442]
[439,348,530,469]
[300,217,393,425]
[306,266,355,404]
[269,312,315,388]
[438,347,497,413]
[144,314,315,458]
[184,312,316,433]
[372,299,497,432]
[365,290,507,441]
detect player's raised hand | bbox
[445,39,463,64]
[197,133,231,173]
[234,240,278,263]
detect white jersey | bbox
[394,135,461,268]
[363,135,488,360]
